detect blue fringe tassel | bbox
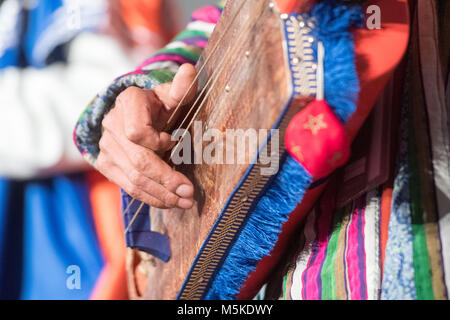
[205,155,311,299]
[313,0,363,123]
[204,0,363,300]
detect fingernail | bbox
[175,184,193,198]
[178,198,193,209]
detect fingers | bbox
[154,63,198,111]
[98,129,194,209]
[97,153,169,209]
[114,127,193,196]
[113,64,197,151]
[115,87,174,151]
[170,63,198,106]
[97,65,199,209]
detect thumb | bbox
[154,63,198,111]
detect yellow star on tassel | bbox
[303,113,327,135]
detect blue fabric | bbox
[0,0,105,69]
[122,193,171,262]
[25,0,65,68]
[0,175,104,300]
[25,0,61,64]
[24,0,105,68]
[0,0,66,69]
[0,45,21,69]
[0,0,23,69]
[312,0,363,123]
[381,100,416,299]
[0,179,24,299]
[0,0,107,300]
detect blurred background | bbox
[0,0,215,300]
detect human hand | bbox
[97,64,197,209]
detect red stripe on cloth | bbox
[138,54,193,69]
[345,199,367,300]
[379,185,392,280]
[302,204,333,299]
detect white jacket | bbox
[0,32,134,179]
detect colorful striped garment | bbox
[277,2,450,298]
[282,187,381,300]
[279,98,448,300]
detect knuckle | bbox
[125,86,140,95]
[161,171,179,189]
[101,114,112,130]
[163,192,178,207]
[124,124,142,143]
[148,198,166,209]
[116,88,141,114]
[98,136,108,152]
[127,185,141,200]
[148,166,162,184]
[96,154,106,170]
[152,139,162,151]
[128,170,142,187]
[117,87,137,103]
[130,151,147,172]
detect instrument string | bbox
[169,12,259,158]
[124,0,256,233]
[122,197,136,217]
[169,60,230,160]
[164,0,248,130]
[121,1,248,219]
[124,202,145,234]
[166,15,255,139]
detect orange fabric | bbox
[120,0,164,34]
[238,0,410,299]
[119,0,179,41]
[86,171,129,300]
[275,0,317,13]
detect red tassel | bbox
[285,99,351,180]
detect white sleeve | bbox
[0,32,135,179]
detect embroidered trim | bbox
[285,14,317,97]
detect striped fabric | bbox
[274,0,450,300]
[280,78,449,301]
[284,188,382,300]
[282,165,448,300]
